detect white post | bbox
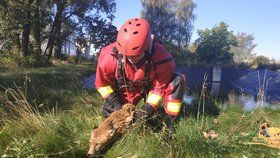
[211,66,222,97]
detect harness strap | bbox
[140,56,151,101]
[113,35,154,101]
[141,35,154,102]
[116,53,124,84]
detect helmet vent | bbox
[129,21,132,24]
[132,46,139,50]
[135,19,138,21]
[133,31,138,35]
[124,28,127,32]
[136,23,141,26]
[118,42,121,47]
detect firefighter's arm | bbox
[134,59,175,120]
[95,49,123,111]
[146,58,175,108]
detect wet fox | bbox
[87,103,135,157]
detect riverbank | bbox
[0,64,279,157]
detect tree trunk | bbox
[46,0,64,61]
[34,0,41,55]
[15,33,21,54]
[21,0,33,57]
[54,6,63,59]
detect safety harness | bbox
[112,37,154,102]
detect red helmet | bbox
[116,18,151,56]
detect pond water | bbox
[82,70,279,111]
[82,73,95,91]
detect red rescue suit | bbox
[95,40,186,116]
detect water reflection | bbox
[237,95,266,111]
[82,73,95,91]
[81,73,279,110]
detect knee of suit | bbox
[173,73,187,87]
[170,73,187,99]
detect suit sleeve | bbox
[95,47,117,99]
[146,49,175,108]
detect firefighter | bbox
[95,18,187,130]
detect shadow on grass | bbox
[181,98,220,118]
[0,64,95,109]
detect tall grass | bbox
[0,64,98,157]
[0,84,103,157]
[0,64,279,157]
[104,106,280,158]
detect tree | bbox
[229,32,257,64]
[44,0,65,60]
[33,0,42,54]
[44,0,116,60]
[0,0,27,53]
[89,18,118,50]
[21,0,33,57]
[254,55,270,66]
[195,22,237,65]
[1,0,117,64]
[141,0,196,57]
[0,1,52,55]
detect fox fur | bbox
[87,103,135,156]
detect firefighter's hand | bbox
[102,92,123,117]
[113,103,122,111]
[106,92,123,111]
[134,103,155,121]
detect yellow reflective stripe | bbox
[167,102,182,113]
[146,93,162,107]
[97,86,114,98]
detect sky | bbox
[112,0,280,60]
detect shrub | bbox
[20,55,51,68]
[67,55,92,64]
[0,50,19,72]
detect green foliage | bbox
[0,0,117,63]
[66,55,93,64]
[195,22,237,65]
[0,50,51,70]
[0,91,102,157]
[229,33,257,64]
[1,65,280,157]
[1,138,38,158]
[106,105,280,158]
[53,51,68,61]
[47,0,117,57]
[89,19,118,50]
[0,50,19,72]
[246,56,280,70]
[253,55,270,67]
[0,64,94,108]
[20,54,50,68]
[141,0,196,57]
[0,57,18,72]
[0,64,97,156]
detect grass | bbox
[0,64,95,108]
[105,106,280,158]
[0,64,280,157]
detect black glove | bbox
[102,92,123,118]
[134,103,155,121]
[165,115,177,134]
